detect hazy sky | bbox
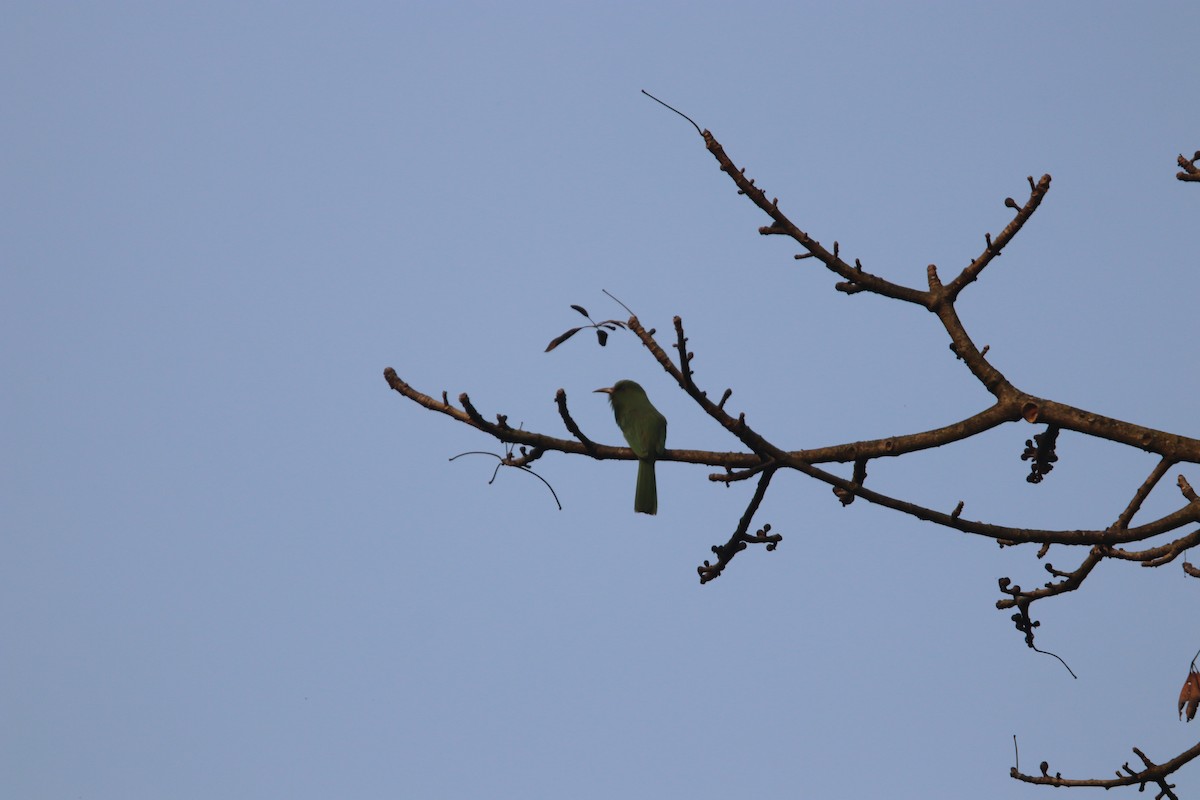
[4,3,1199,798]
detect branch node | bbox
[1021,425,1060,484]
[460,393,487,427]
[1179,475,1197,503]
[926,263,942,289]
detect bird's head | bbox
[594,380,647,409]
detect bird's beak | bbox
[593,387,613,394]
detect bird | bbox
[594,380,667,515]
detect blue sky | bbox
[4,3,1199,798]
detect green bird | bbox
[595,380,667,515]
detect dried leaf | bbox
[570,304,590,318]
[596,329,608,347]
[1179,668,1200,721]
[544,326,583,352]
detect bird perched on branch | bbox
[595,380,667,515]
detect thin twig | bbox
[1031,643,1078,679]
[641,89,702,135]
[448,451,563,510]
[602,288,636,317]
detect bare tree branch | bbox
[385,120,1200,795]
[1178,151,1200,182]
[698,466,781,583]
[1116,457,1177,529]
[945,175,1051,299]
[1012,740,1200,799]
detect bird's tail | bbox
[635,459,657,515]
